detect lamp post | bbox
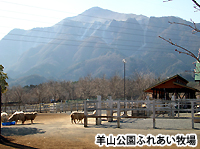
[122,59,127,116]
[122,59,126,100]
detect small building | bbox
[144,74,199,100]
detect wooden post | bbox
[191,101,194,129]
[39,103,42,113]
[131,99,134,116]
[153,100,156,129]
[60,100,63,113]
[178,99,180,118]
[76,103,78,112]
[171,96,175,118]
[64,103,66,113]
[117,100,120,128]
[84,100,87,127]
[123,98,128,116]
[70,103,72,113]
[170,102,172,118]
[97,95,101,125]
[147,96,150,116]
[108,96,113,122]
[95,102,98,125]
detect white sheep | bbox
[1,112,9,123]
[8,111,25,124]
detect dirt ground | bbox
[0,112,200,149]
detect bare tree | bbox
[128,72,157,100]
[75,75,93,99]
[159,0,200,70]
[46,81,62,102]
[93,75,110,99]
[12,86,24,110]
[32,84,47,112]
[109,75,123,99]
[1,88,13,112]
[59,81,74,101]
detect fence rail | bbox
[2,97,200,129]
[1,102,85,114]
[83,96,200,129]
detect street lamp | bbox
[122,59,126,101]
[122,59,127,116]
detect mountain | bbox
[8,74,47,87]
[0,7,198,86]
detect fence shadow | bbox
[85,118,200,130]
[1,127,46,136]
[0,135,38,149]
[86,118,147,129]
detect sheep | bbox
[1,112,9,123]
[24,112,37,124]
[8,111,25,124]
[70,112,85,124]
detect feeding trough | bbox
[2,121,15,126]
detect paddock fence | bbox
[2,96,200,128]
[83,96,200,129]
[1,101,85,114]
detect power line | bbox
[0,13,196,38]
[1,23,200,48]
[0,1,197,35]
[0,1,199,52]
[1,32,200,49]
[0,13,198,46]
[0,1,197,77]
[0,37,189,53]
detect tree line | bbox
[1,72,159,106]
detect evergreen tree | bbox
[0,65,8,93]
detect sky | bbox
[0,0,199,40]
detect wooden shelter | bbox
[144,74,199,100]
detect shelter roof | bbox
[144,74,199,93]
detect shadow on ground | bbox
[0,135,38,149]
[1,127,46,136]
[86,118,200,130]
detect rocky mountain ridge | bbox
[0,7,198,86]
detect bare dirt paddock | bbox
[1,113,200,149]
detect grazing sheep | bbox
[1,112,9,123]
[8,111,25,124]
[24,112,37,124]
[70,112,85,124]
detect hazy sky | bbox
[0,0,199,40]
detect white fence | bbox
[1,102,85,114]
[2,96,200,129]
[83,96,200,129]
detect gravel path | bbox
[1,113,200,149]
